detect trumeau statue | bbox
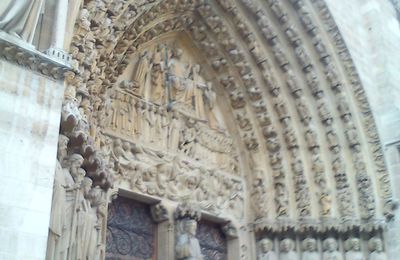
[258,238,277,260]
[301,238,319,260]
[0,0,44,44]
[175,218,203,260]
[280,238,298,260]
[368,237,387,260]
[345,238,365,260]
[322,238,343,260]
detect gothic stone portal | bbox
[106,197,156,260]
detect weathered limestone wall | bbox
[325,0,400,258]
[0,60,64,259]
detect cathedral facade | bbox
[0,0,399,259]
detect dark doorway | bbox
[106,196,156,260]
[197,220,228,260]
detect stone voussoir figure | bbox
[322,238,343,260]
[258,238,277,260]
[280,238,298,260]
[344,238,365,260]
[301,238,319,260]
[368,237,387,260]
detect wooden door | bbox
[106,197,156,260]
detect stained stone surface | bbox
[325,0,400,258]
[0,60,64,259]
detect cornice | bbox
[0,32,72,80]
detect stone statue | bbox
[275,182,289,217]
[280,238,297,260]
[57,134,69,163]
[47,153,86,260]
[134,51,152,96]
[203,82,223,130]
[322,238,343,260]
[169,47,188,95]
[251,178,268,218]
[150,44,166,104]
[258,238,277,260]
[368,237,387,260]
[188,64,207,116]
[111,138,137,175]
[345,238,365,260]
[301,238,319,260]
[175,218,203,260]
[168,110,182,152]
[0,0,44,44]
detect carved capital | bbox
[150,202,169,223]
[222,222,239,240]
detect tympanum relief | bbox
[96,42,244,219]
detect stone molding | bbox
[0,32,72,79]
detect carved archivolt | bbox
[40,0,395,258]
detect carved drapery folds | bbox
[47,71,114,260]
[175,203,203,260]
[0,0,44,44]
[46,135,110,260]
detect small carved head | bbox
[67,153,84,170]
[302,238,317,251]
[345,238,361,251]
[323,238,338,252]
[57,135,69,161]
[368,237,383,252]
[114,138,122,147]
[280,238,294,252]
[81,177,93,197]
[173,47,183,59]
[122,141,131,151]
[192,63,201,74]
[259,238,274,253]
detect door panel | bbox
[197,220,227,260]
[106,197,156,260]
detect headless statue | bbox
[0,0,44,43]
